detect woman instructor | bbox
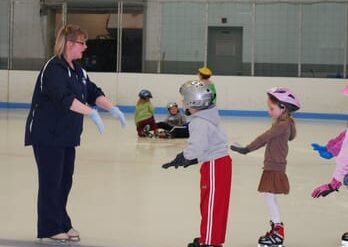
[24,24,126,242]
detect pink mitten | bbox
[311,178,342,198]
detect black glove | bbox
[230,145,249,155]
[162,152,198,169]
[184,109,191,116]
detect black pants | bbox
[156,122,172,131]
[157,122,190,138]
[33,146,75,238]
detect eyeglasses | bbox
[74,40,86,46]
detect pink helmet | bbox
[342,85,348,96]
[267,87,301,112]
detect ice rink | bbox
[0,109,347,247]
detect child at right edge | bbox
[311,85,348,247]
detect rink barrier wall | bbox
[1,102,348,121]
[0,70,348,121]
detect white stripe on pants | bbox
[206,160,215,244]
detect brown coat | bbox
[247,117,296,172]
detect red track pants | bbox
[200,155,232,246]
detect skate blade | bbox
[38,238,70,245]
[68,236,80,242]
[258,245,285,247]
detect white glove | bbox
[89,109,105,134]
[109,106,127,128]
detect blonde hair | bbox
[54,24,88,58]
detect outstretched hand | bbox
[311,178,341,198]
[230,145,249,155]
[110,106,127,128]
[311,143,333,159]
[89,109,105,134]
[162,152,198,169]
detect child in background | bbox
[198,67,217,105]
[157,102,189,138]
[162,80,232,247]
[230,87,301,247]
[134,89,158,137]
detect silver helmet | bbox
[179,80,214,110]
[167,102,178,109]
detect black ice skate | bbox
[258,221,285,247]
[143,124,154,138]
[187,237,222,247]
[157,129,172,139]
[342,232,348,247]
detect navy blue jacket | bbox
[25,56,104,147]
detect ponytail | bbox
[54,24,88,58]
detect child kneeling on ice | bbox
[134,89,158,137]
[162,80,232,247]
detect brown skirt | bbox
[258,170,290,194]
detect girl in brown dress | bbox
[230,87,301,247]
